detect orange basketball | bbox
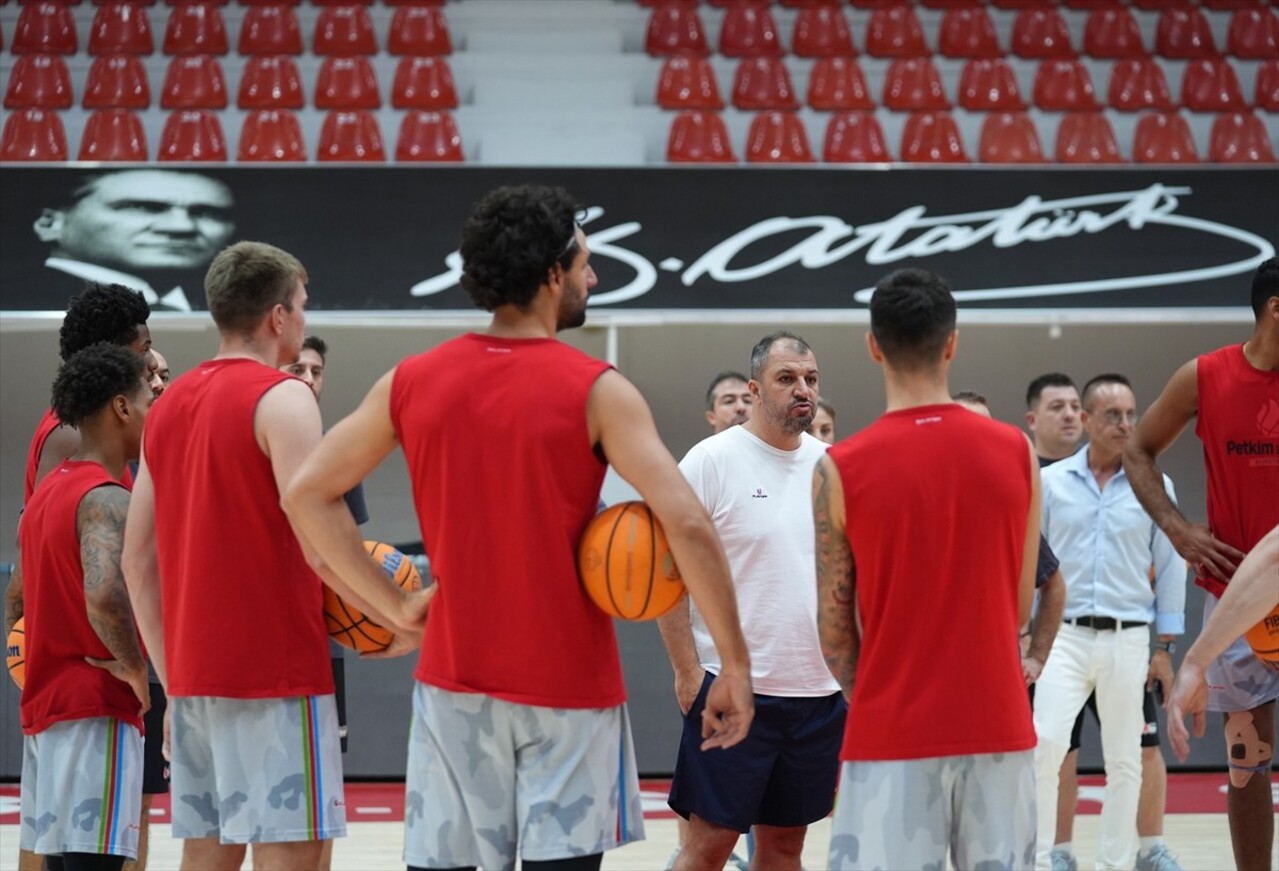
[1245,604,1279,673]
[323,541,423,653]
[6,617,24,689]
[578,502,685,621]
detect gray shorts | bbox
[169,694,347,845]
[404,681,645,869]
[828,751,1036,871]
[1204,593,1279,713]
[21,717,144,860]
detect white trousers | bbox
[1033,623,1148,871]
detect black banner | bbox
[1,166,1275,313]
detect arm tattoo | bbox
[80,486,145,671]
[814,460,859,699]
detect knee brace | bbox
[1224,710,1274,788]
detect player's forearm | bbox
[1028,571,1065,665]
[1123,444,1187,536]
[1184,526,1279,670]
[656,597,701,677]
[85,583,146,672]
[665,518,750,675]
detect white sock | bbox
[1139,836,1165,854]
[1053,842,1073,855]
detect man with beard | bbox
[660,332,845,871]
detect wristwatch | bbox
[1154,640,1176,654]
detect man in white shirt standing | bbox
[1033,373,1186,871]
[659,332,846,871]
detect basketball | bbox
[578,501,685,621]
[323,541,423,653]
[6,617,24,689]
[1245,604,1279,672]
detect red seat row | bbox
[666,107,1276,163]
[0,105,465,161]
[9,0,448,6]
[9,3,452,56]
[656,54,1279,113]
[4,53,459,110]
[643,0,1279,11]
[645,3,1278,60]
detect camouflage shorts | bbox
[1204,593,1279,713]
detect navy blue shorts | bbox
[668,671,846,833]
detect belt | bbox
[1068,616,1148,631]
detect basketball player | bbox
[661,332,845,871]
[123,241,430,871]
[148,349,171,395]
[1124,257,1279,871]
[807,397,836,445]
[12,342,155,871]
[705,371,752,432]
[815,268,1039,870]
[283,185,755,871]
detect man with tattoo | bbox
[814,269,1040,870]
[9,343,155,871]
[659,332,844,871]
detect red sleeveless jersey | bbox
[1195,344,1279,598]
[25,407,132,505]
[143,358,332,698]
[827,404,1036,760]
[20,461,144,735]
[389,334,623,708]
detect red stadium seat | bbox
[666,109,736,162]
[395,109,464,161]
[822,110,890,162]
[387,6,452,56]
[160,54,227,109]
[645,4,709,57]
[1063,0,1115,9]
[392,56,459,110]
[385,0,444,5]
[1131,0,1187,9]
[864,5,928,58]
[317,109,385,161]
[958,57,1027,111]
[162,3,226,55]
[1054,111,1123,163]
[1033,59,1101,111]
[719,1,784,58]
[83,53,151,108]
[1257,60,1279,112]
[238,108,306,161]
[1180,58,1248,113]
[792,2,854,58]
[1107,58,1175,112]
[78,108,148,160]
[993,0,1054,9]
[1155,8,1217,59]
[978,110,1045,162]
[1132,111,1199,162]
[883,57,951,111]
[732,56,800,110]
[900,111,968,162]
[238,5,302,56]
[238,0,299,5]
[237,55,304,109]
[745,110,815,163]
[1011,8,1075,59]
[1227,8,1279,60]
[807,56,874,110]
[0,107,68,159]
[88,3,154,54]
[938,7,1002,60]
[1083,7,1146,60]
[4,54,73,108]
[314,0,371,5]
[656,53,724,110]
[315,55,381,110]
[157,107,226,160]
[1208,112,1277,163]
[313,6,377,56]
[12,3,78,54]
[1202,0,1266,9]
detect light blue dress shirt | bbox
[1042,445,1186,636]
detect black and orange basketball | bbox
[1245,604,1279,672]
[578,502,685,621]
[6,617,24,689]
[324,541,422,653]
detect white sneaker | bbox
[1050,848,1078,871]
[1135,843,1184,871]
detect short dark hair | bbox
[51,342,147,427]
[204,241,307,335]
[705,371,748,411]
[459,185,584,313]
[1025,372,1076,409]
[58,283,151,362]
[868,269,956,371]
[1253,257,1278,318]
[1081,373,1132,409]
[302,335,328,362]
[749,331,813,381]
[952,389,988,407]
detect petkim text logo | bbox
[409,185,1274,307]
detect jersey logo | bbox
[751,488,768,499]
[1257,397,1279,438]
[915,416,942,426]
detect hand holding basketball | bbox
[325,541,425,653]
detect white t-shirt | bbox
[679,425,840,697]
